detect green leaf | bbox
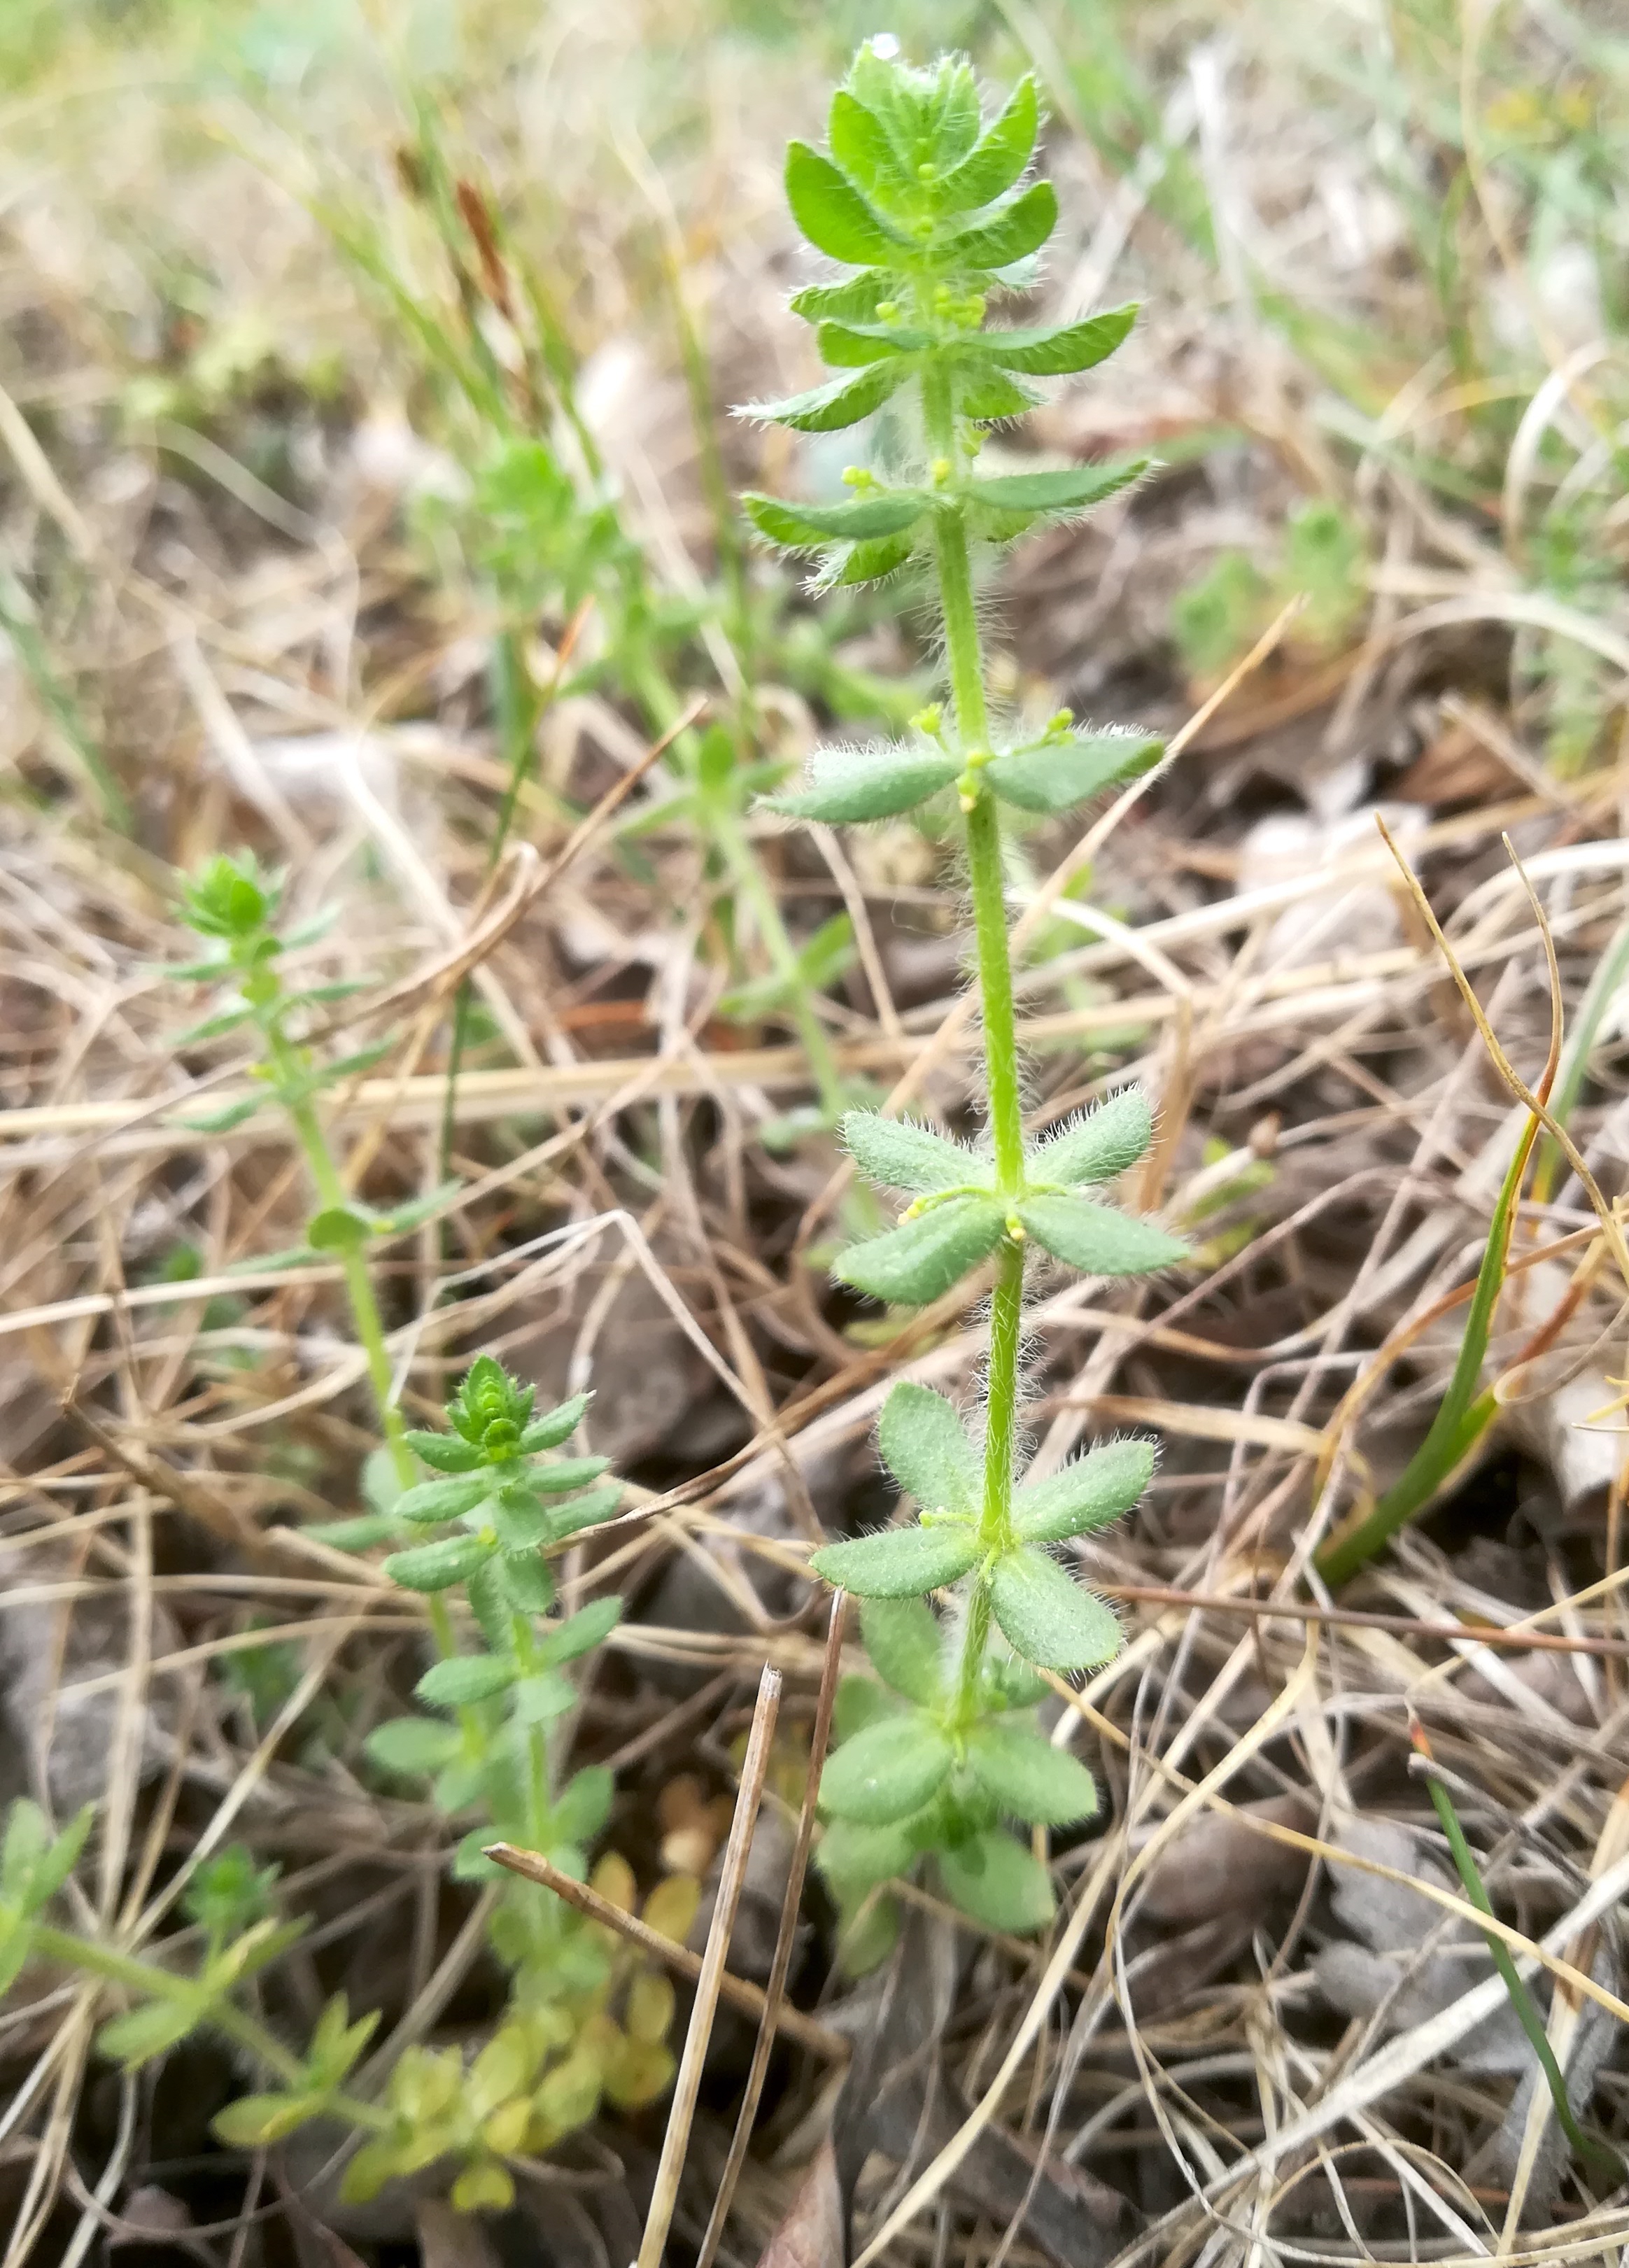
[833,533,919,585]
[546,1481,623,1538]
[2,1801,92,1911]
[743,490,926,549]
[374,1181,462,1240]
[551,1764,615,1845]
[965,1723,1099,1825]
[789,270,888,323]
[842,1111,992,1197]
[403,1430,482,1474]
[415,1654,516,1707]
[989,1547,1122,1670]
[98,1999,197,2067]
[360,1448,404,1518]
[983,1654,1050,1708]
[517,1392,591,1454]
[176,1097,262,1136]
[955,368,1039,423]
[934,76,1038,211]
[499,1553,556,1614]
[815,319,932,367]
[961,460,1148,519]
[816,1816,915,1896]
[938,1830,1055,1933]
[492,1495,552,1552]
[1016,1194,1187,1277]
[381,1533,493,1593]
[827,88,907,201]
[527,1456,612,1495]
[834,1672,902,1742]
[212,2092,321,2146]
[986,728,1162,814]
[1027,1089,1152,1187]
[303,1512,395,1554]
[785,141,906,266]
[859,1596,944,1706]
[172,1001,256,1047]
[365,1716,461,1776]
[1014,1437,1154,1542]
[395,1473,492,1526]
[811,1520,980,1598]
[513,1670,577,1723]
[938,179,1057,270]
[764,741,959,823]
[980,306,1137,375]
[537,1596,622,1665]
[820,1712,952,1825]
[877,1382,980,1516]
[306,1204,373,1253]
[833,1195,1008,1304]
[741,360,909,434]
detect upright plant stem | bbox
[927,383,1029,1717]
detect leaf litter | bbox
[5,2,1629,2264]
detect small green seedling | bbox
[0,1358,677,2213]
[173,851,454,1490]
[745,42,1187,1956]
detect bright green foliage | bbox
[752,44,1187,1961]
[0,1355,656,2213]
[0,1803,92,1996]
[171,852,455,1246]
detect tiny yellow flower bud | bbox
[929,456,952,485]
[1006,1215,1026,1241]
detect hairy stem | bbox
[926,370,1029,1717]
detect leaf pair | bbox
[823,1699,1098,1831]
[764,714,1159,824]
[832,1188,1185,1307]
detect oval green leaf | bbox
[937,1829,1055,1932]
[965,1722,1099,1825]
[859,1595,945,1707]
[819,1712,952,1825]
[810,1519,980,1598]
[986,729,1163,815]
[785,140,905,266]
[766,741,959,822]
[1014,1437,1155,1542]
[1027,1088,1152,1187]
[833,1195,1008,1305]
[842,1110,992,1197]
[988,1547,1122,1670]
[1015,1194,1188,1278]
[877,1381,980,1516]
[381,1533,493,1593]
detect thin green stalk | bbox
[277,1066,416,1491]
[712,803,847,1122]
[929,388,1029,1717]
[28,1924,387,2133]
[1409,1731,1623,2183]
[437,626,538,1199]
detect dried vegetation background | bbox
[5,0,1629,2262]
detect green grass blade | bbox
[1316,1115,1535,1586]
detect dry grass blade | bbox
[639,1663,782,2268]
[695,1596,847,2268]
[483,1838,847,2064]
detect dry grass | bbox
[3,1,1629,2263]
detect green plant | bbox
[742,41,1187,1958]
[0,1356,681,2213]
